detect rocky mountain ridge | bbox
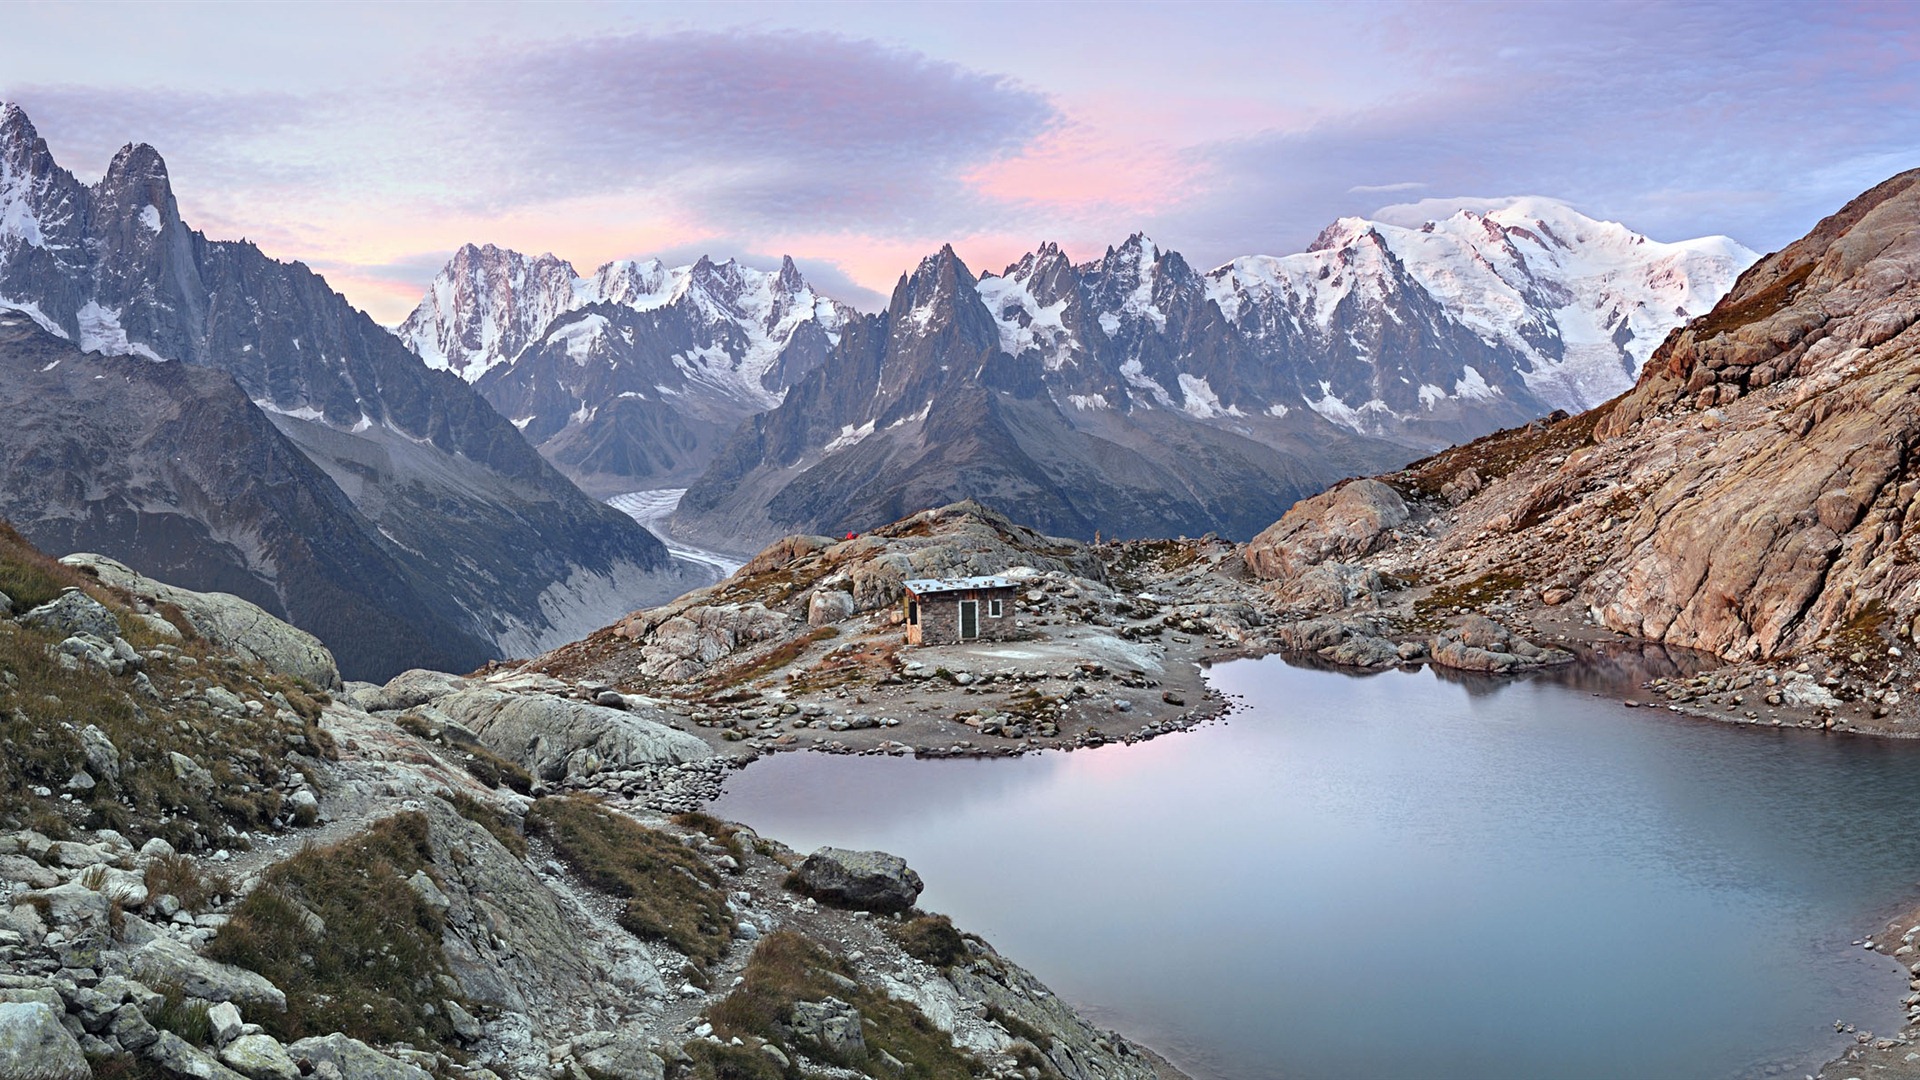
[400,245,852,496]
[401,202,1748,517]
[671,246,1404,551]
[1234,168,1920,736]
[0,102,685,668]
[0,314,491,679]
[982,209,1752,444]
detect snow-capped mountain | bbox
[0,102,692,674]
[673,246,1406,551]
[397,245,852,493]
[976,203,1754,445]
[669,207,1752,552]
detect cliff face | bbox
[0,103,680,665]
[0,314,491,679]
[1245,169,1920,671]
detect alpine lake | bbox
[712,648,1920,1079]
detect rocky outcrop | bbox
[64,554,341,689]
[1428,616,1571,673]
[788,848,925,913]
[1254,169,1920,684]
[559,499,1107,687]
[434,688,711,783]
[18,588,119,640]
[1245,479,1408,582]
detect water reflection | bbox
[715,653,1917,1080]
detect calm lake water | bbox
[711,652,1920,1079]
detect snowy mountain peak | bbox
[0,103,38,157]
[963,202,1755,443]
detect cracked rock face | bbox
[1326,169,1920,667]
[1575,170,1920,660]
[1245,479,1409,583]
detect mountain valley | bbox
[0,103,692,678]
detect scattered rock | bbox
[219,1033,302,1080]
[1430,616,1572,673]
[0,1001,89,1080]
[19,588,118,641]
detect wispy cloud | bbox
[445,29,1058,233]
[4,4,1915,323]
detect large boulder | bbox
[357,668,472,712]
[61,553,341,689]
[435,688,710,783]
[148,1030,248,1079]
[0,1001,89,1080]
[220,1034,302,1080]
[18,588,118,640]
[1245,479,1408,582]
[287,1033,432,1080]
[573,1028,666,1080]
[113,936,288,1009]
[807,588,856,626]
[789,997,867,1058]
[789,848,924,913]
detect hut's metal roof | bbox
[902,576,1013,595]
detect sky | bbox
[1,0,1916,323]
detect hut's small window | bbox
[989,597,1003,618]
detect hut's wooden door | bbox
[959,600,979,640]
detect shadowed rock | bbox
[789,848,924,913]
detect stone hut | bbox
[902,576,1016,645]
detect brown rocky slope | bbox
[1244,168,1920,724]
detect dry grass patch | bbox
[1410,570,1534,630]
[709,931,980,1079]
[206,812,465,1050]
[889,914,968,968]
[710,626,838,690]
[143,854,233,911]
[446,790,526,858]
[528,796,733,968]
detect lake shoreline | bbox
[714,645,1920,1076]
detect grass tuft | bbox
[890,914,968,968]
[446,790,526,858]
[709,932,981,1079]
[205,812,466,1051]
[528,796,733,968]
